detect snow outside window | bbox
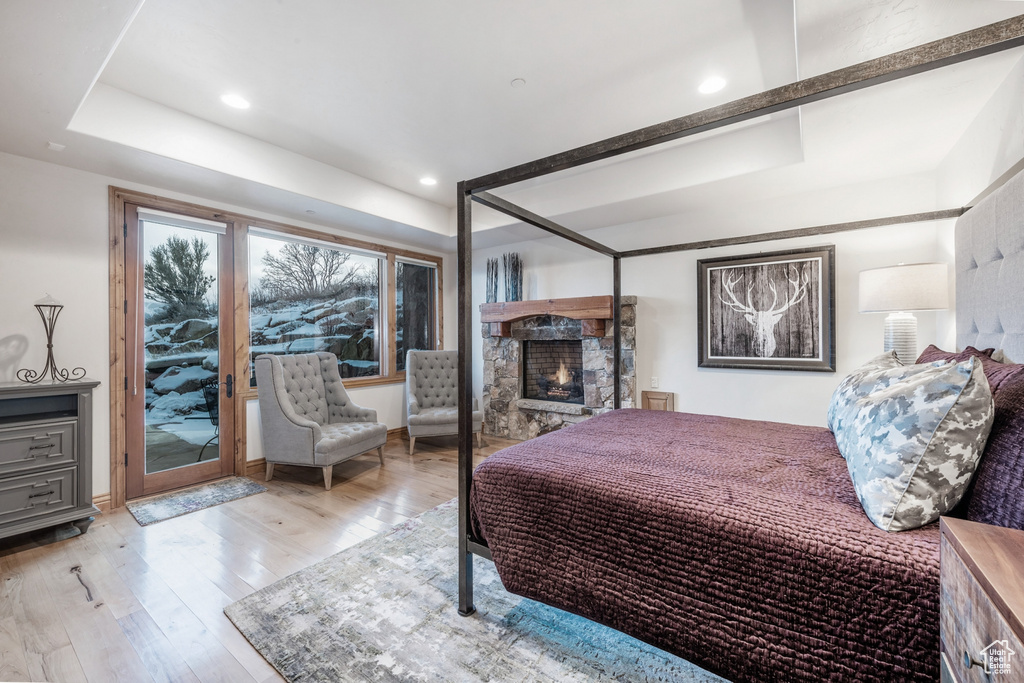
[248,231,382,384]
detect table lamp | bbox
[859,263,949,362]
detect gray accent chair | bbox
[406,349,483,455]
[255,352,387,490]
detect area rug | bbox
[225,499,724,682]
[126,477,267,526]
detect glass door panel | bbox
[125,205,234,499]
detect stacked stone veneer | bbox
[482,296,636,441]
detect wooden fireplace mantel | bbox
[480,295,613,337]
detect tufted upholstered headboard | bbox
[955,166,1024,363]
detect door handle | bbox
[221,374,233,399]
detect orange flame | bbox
[555,361,570,386]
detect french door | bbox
[124,204,235,499]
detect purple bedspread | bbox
[470,409,940,682]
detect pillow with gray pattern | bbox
[830,356,994,531]
[827,351,903,437]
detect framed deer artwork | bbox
[697,245,836,371]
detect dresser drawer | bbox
[941,531,1024,682]
[0,468,77,526]
[0,421,76,476]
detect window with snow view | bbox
[249,230,382,383]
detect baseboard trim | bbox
[94,493,112,513]
[246,458,267,478]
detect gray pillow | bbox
[830,356,994,531]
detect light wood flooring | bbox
[0,434,511,683]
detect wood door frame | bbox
[109,187,248,508]
[124,203,236,498]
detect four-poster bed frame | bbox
[456,14,1024,619]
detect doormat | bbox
[126,477,267,526]
[225,499,722,683]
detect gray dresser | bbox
[0,379,100,540]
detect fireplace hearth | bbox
[523,340,583,404]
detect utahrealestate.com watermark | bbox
[979,640,1016,675]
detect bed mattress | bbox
[470,409,940,682]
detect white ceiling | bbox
[1,0,1022,251]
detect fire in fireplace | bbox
[523,340,584,404]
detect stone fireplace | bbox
[481,295,636,440]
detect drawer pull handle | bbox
[964,651,984,670]
[28,490,54,499]
[29,443,56,451]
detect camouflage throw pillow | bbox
[831,356,995,531]
[827,351,902,437]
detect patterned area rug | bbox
[126,477,267,526]
[225,499,724,682]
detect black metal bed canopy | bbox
[455,14,1024,616]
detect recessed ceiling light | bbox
[420,177,438,186]
[510,78,526,89]
[698,76,726,94]
[221,93,251,109]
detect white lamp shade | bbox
[859,263,949,313]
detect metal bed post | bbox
[457,181,476,616]
[613,256,621,410]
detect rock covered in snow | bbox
[170,319,217,343]
[152,365,216,395]
[148,390,208,421]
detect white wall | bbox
[938,55,1024,205]
[0,151,454,496]
[473,220,954,428]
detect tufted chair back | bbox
[316,353,369,423]
[257,352,368,426]
[267,353,330,424]
[407,350,458,410]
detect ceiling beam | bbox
[618,208,966,258]
[465,14,1024,194]
[471,191,620,257]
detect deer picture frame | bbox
[697,245,836,372]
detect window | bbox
[248,229,383,383]
[395,259,437,371]
[246,226,441,389]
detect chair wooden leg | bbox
[323,465,333,491]
[409,436,416,455]
[265,462,275,482]
[377,446,384,466]
[476,431,484,448]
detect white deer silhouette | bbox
[719,269,810,357]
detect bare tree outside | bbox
[144,235,215,320]
[260,243,364,299]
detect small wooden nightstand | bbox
[940,517,1024,682]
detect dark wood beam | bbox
[471,191,620,257]
[466,15,1024,193]
[618,208,965,258]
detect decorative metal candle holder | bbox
[17,294,86,384]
